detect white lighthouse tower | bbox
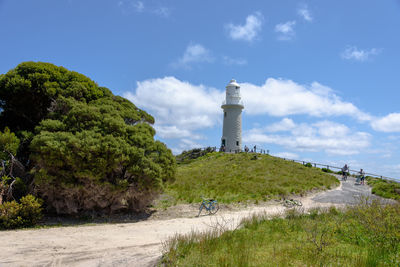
[221,79,244,152]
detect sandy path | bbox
[0,176,385,267]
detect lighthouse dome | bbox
[226,79,240,88]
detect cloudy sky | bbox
[1,0,400,179]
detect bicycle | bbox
[197,197,219,217]
[341,171,348,181]
[283,199,302,208]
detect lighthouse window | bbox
[236,141,239,146]
[224,112,227,117]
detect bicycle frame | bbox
[198,198,219,216]
[199,199,214,211]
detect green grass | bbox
[367,176,400,200]
[165,152,339,204]
[161,201,400,266]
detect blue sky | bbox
[1,0,400,179]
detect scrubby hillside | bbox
[166,152,339,203]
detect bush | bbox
[304,163,312,168]
[321,168,334,173]
[0,194,43,229]
[176,147,216,164]
[0,62,176,215]
[367,177,400,200]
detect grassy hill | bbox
[164,152,339,204]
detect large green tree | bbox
[0,62,175,215]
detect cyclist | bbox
[341,164,349,181]
[359,168,365,185]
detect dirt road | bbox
[0,176,387,267]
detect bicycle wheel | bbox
[209,202,219,215]
[283,200,294,208]
[197,204,204,217]
[292,200,302,206]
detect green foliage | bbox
[304,162,312,168]
[321,167,334,173]
[166,153,339,204]
[162,201,400,266]
[366,176,400,200]
[0,62,175,214]
[0,194,43,229]
[0,61,112,132]
[0,127,20,160]
[175,147,216,165]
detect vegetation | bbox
[0,194,43,229]
[321,167,334,174]
[176,147,216,165]
[304,162,312,168]
[0,62,175,216]
[367,176,400,200]
[161,201,400,266]
[166,152,339,204]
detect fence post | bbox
[327,165,329,170]
[314,163,316,167]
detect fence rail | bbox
[275,157,399,183]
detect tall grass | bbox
[161,201,400,266]
[166,153,339,204]
[367,176,400,200]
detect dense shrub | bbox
[304,162,312,168]
[0,62,176,215]
[0,194,43,229]
[176,147,216,164]
[321,168,334,173]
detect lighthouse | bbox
[221,79,244,153]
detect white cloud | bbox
[117,1,170,17]
[265,118,296,132]
[275,21,296,40]
[244,120,371,155]
[222,56,247,66]
[155,125,202,140]
[170,139,204,155]
[240,78,371,121]
[172,43,213,69]
[371,113,400,132]
[124,76,223,139]
[226,12,263,42]
[118,0,144,12]
[123,77,376,155]
[297,5,312,22]
[133,1,144,12]
[152,6,171,18]
[341,46,381,61]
